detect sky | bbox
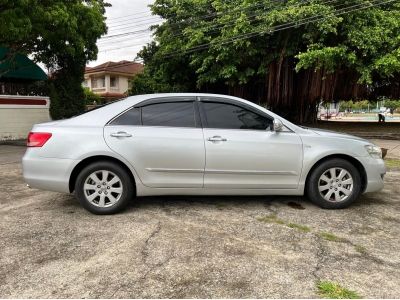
[88,0,158,67]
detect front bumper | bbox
[357,156,386,193]
[22,149,78,193]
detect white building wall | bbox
[0,95,51,141]
[118,76,130,94]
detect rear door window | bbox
[109,107,141,126]
[141,102,196,127]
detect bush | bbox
[49,69,85,120]
[83,87,101,105]
[338,99,400,112]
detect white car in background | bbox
[23,93,385,214]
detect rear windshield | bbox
[71,98,126,118]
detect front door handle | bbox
[110,131,132,138]
[207,136,227,142]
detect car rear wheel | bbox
[75,161,134,214]
[306,158,362,209]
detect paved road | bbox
[1,146,399,298]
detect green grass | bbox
[385,158,400,169]
[319,232,345,242]
[257,216,311,233]
[257,215,285,225]
[317,281,361,299]
[354,244,367,255]
[287,223,311,232]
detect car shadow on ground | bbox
[133,195,306,207]
[57,192,386,215]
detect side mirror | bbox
[273,119,284,132]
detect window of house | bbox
[92,76,105,88]
[110,76,118,88]
[202,102,272,130]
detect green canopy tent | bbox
[0,47,47,81]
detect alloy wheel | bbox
[318,167,354,202]
[83,170,123,207]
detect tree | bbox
[83,87,101,105]
[134,0,400,123]
[385,100,400,110]
[0,0,108,119]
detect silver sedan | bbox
[23,93,386,214]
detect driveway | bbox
[0,145,399,298]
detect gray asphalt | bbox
[1,145,399,298]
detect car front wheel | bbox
[306,158,362,209]
[75,161,134,214]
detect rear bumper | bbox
[22,149,78,193]
[358,156,386,193]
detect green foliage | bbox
[0,0,108,66]
[49,63,86,119]
[83,87,101,105]
[384,100,400,110]
[129,41,196,95]
[296,46,356,73]
[296,4,400,84]
[317,281,361,299]
[0,0,108,119]
[138,0,400,93]
[339,99,400,111]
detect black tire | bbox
[306,158,362,209]
[75,161,135,214]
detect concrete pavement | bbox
[0,145,399,298]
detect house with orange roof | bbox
[84,60,143,101]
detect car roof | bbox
[60,93,244,126]
[59,93,300,132]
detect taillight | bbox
[27,132,52,147]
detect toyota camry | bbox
[22,93,386,214]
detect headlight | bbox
[365,145,382,159]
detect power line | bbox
[98,41,153,53]
[97,0,347,52]
[97,33,153,46]
[98,0,396,54]
[105,1,267,26]
[162,0,343,41]
[106,9,154,22]
[99,0,339,45]
[99,28,152,40]
[103,1,271,32]
[160,0,397,58]
[106,16,161,30]
[105,0,306,29]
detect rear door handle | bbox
[207,136,227,142]
[110,131,132,138]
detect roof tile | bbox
[85,61,143,76]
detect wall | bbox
[0,95,51,141]
[118,76,130,94]
[84,73,131,95]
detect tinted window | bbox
[142,102,195,127]
[110,107,141,125]
[203,102,272,130]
